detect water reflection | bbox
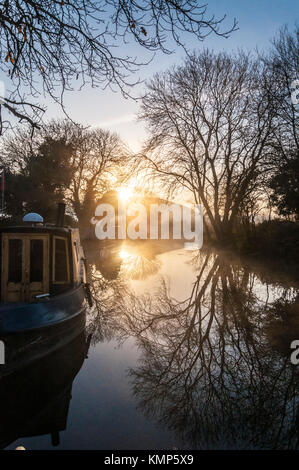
[85,239,183,282]
[0,328,91,449]
[86,241,299,449]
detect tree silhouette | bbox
[140,51,274,243]
[2,137,74,222]
[269,149,299,219]
[1,119,132,229]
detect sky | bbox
[44,0,298,152]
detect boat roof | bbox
[0,225,78,236]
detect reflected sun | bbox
[118,247,161,280]
[119,249,131,260]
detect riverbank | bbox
[208,220,299,282]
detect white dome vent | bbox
[22,213,44,223]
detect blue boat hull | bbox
[0,284,86,333]
[0,284,88,375]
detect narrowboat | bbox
[0,204,92,373]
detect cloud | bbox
[97,114,136,128]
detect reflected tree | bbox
[84,242,299,449]
[122,252,299,449]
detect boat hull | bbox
[0,284,86,333]
[0,284,88,376]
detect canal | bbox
[4,240,299,449]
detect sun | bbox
[117,187,134,201]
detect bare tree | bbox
[66,126,131,232]
[262,24,299,158]
[0,1,237,134]
[140,50,274,243]
[255,26,299,222]
[1,119,132,230]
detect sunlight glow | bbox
[119,250,131,260]
[118,187,134,201]
[118,247,161,280]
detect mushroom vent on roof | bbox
[22,213,44,223]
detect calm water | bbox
[3,240,299,450]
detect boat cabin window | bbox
[53,237,70,284]
[30,239,44,282]
[8,239,22,283]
